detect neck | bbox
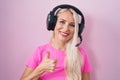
[50,38,66,51]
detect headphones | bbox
[46,4,85,46]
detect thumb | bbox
[45,51,50,59]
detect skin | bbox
[20,10,90,80]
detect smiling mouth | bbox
[60,31,69,37]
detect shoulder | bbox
[78,46,88,56]
[31,43,50,59]
[36,43,50,51]
[78,46,90,62]
[26,44,50,65]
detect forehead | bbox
[57,10,74,22]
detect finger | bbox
[53,59,57,64]
[45,51,50,59]
[49,70,54,72]
[50,64,56,67]
[49,67,55,72]
[49,60,57,64]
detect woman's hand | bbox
[37,51,57,72]
[20,51,57,80]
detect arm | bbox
[20,66,45,80]
[20,52,57,80]
[81,72,90,80]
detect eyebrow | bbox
[58,18,65,21]
[58,18,75,24]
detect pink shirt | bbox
[26,43,92,80]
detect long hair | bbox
[52,8,83,80]
[66,9,83,80]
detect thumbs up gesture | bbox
[38,51,57,72]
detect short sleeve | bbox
[25,47,42,69]
[79,47,92,73]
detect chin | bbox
[59,38,71,43]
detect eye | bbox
[59,21,65,24]
[69,23,75,27]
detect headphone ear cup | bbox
[78,23,84,37]
[47,12,57,31]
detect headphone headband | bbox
[51,4,85,24]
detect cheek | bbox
[54,26,61,36]
[54,22,62,30]
[54,26,63,35]
[70,30,75,39]
[70,29,75,35]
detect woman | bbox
[20,4,91,80]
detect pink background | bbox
[0,0,120,80]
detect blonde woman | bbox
[20,4,92,80]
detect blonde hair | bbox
[53,8,83,80]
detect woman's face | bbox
[54,10,75,43]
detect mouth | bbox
[60,31,69,37]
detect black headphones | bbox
[46,4,85,46]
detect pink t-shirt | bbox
[26,43,92,80]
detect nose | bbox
[63,24,69,31]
